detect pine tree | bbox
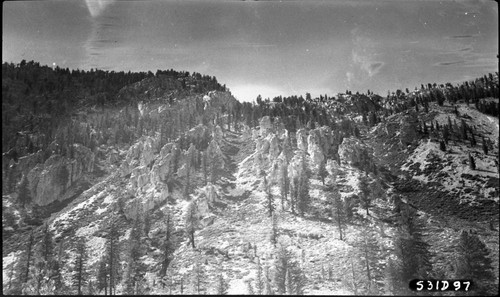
[264,265,274,295]
[297,155,311,216]
[246,279,255,295]
[17,173,31,208]
[273,245,291,294]
[482,137,488,155]
[72,238,89,295]
[468,153,476,170]
[185,200,198,249]
[123,218,146,295]
[439,139,446,151]
[393,204,433,294]
[318,159,327,185]
[193,260,208,294]
[356,226,383,294]
[279,160,289,211]
[33,224,57,294]
[16,230,35,290]
[329,185,345,241]
[461,119,468,140]
[97,257,108,295]
[288,262,306,294]
[454,230,495,295]
[265,177,275,217]
[270,212,278,247]
[384,257,404,295]
[215,274,229,295]
[255,258,264,295]
[358,175,371,216]
[160,210,175,277]
[289,176,298,215]
[106,222,121,295]
[443,124,450,143]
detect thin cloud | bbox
[434,61,465,66]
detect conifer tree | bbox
[97,257,108,295]
[329,184,345,241]
[17,173,31,208]
[318,159,327,186]
[297,155,311,216]
[160,210,175,277]
[106,222,121,295]
[356,226,383,294]
[15,230,35,292]
[279,160,289,211]
[393,204,433,294]
[193,260,208,294]
[384,258,404,295]
[255,258,264,295]
[246,279,255,295]
[264,266,274,295]
[469,153,476,170]
[443,124,450,143]
[272,244,305,294]
[482,137,488,155]
[123,218,146,295]
[264,176,275,217]
[72,238,89,295]
[358,175,372,216]
[454,230,495,295]
[185,200,198,248]
[461,119,468,140]
[270,212,278,247]
[440,139,446,151]
[289,176,298,215]
[216,274,229,295]
[273,245,291,294]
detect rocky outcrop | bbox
[268,134,280,161]
[130,165,150,190]
[307,130,324,170]
[338,137,373,167]
[296,129,308,151]
[26,144,95,206]
[399,111,418,146]
[120,136,160,177]
[259,116,272,137]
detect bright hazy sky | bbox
[3,0,498,102]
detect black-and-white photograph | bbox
[2,0,499,295]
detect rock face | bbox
[399,111,418,146]
[338,137,373,167]
[260,116,272,137]
[296,129,308,151]
[194,183,219,227]
[120,136,160,177]
[268,134,280,161]
[307,130,324,170]
[27,144,95,206]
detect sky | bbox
[3,0,498,102]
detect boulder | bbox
[200,214,216,228]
